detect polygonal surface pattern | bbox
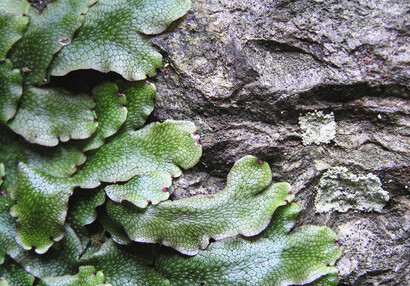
[107,156,294,255]
[116,80,156,131]
[0,257,35,286]
[156,204,342,286]
[8,87,97,146]
[0,60,23,123]
[83,82,127,151]
[50,0,163,81]
[80,240,169,286]
[10,164,76,254]
[0,0,29,60]
[105,171,172,208]
[75,120,202,188]
[38,266,109,286]
[10,0,97,85]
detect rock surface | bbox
[150,0,409,285]
[28,0,409,284]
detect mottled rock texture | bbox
[30,0,409,284]
[150,0,409,285]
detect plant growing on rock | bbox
[0,0,341,285]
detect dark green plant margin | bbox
[0,1,342,285]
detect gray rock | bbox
[28,0,50,13]
[152,0,409,284]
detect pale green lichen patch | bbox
[107,156,294,255]
[315,166,389,213]
[299,111,336,146]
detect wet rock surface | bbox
[151,0,409,285]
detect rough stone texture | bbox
[150,0,409,285]
[28,0,54,13]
